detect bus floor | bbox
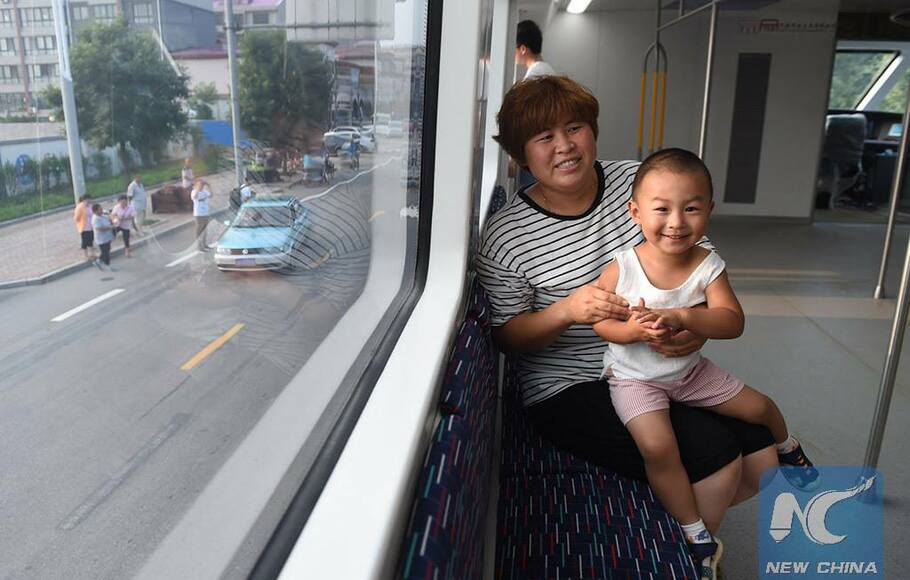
[706,217,910,578]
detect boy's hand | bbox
[652,308,685,331]
[650,330,706,357]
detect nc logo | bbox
[768,476,875,545]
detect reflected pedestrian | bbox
[73,194,96,261]
[181,158,194,190]
[191,178,212,251]
[127,174,147,234]
[91,203,115,271]
[240,176,254,204]
[110,195,136,258]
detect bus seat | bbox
[495,360,697,578]
[398,278,498,580]
[398,188,695,579]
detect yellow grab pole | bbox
[649,70,658,154]
[637,71,647,160]
[658,70,668,149]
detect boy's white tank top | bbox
[605,247,727,381]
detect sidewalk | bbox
[0,171,236,287]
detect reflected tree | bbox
[43,19,189,172]
[238,31,331,148]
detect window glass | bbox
[828,51,896,110]
[0,0,429,578]
[874,66,909,114]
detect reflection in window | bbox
[235,205,294,228]
[828,51,896,110]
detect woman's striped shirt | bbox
[476,160,644,406]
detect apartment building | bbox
[0,0,215,115]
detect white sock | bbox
[777,435,798,454]
[680,519,711,544]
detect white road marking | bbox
[165,251,202,268]
[51,289,126,322]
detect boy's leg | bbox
[625,410,701,525]
[708,386,788,444]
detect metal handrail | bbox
[865,88,910,470]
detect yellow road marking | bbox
[181,323,245,371]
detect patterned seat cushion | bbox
[496,362,697,579]
[438,281,496,417]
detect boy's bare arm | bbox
[654,272,745,339]
[592,262,667,344]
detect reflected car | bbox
[214,196,309,271]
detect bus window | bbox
[0,0,434,578]
[875,67,909,114]
[828,50,897,109]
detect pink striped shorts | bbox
[609,356,744,425]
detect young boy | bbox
[593,148,817,578]
[91,203,115,271]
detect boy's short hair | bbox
[117,194,128,201]
[516,20,543,55]
[78,194,89,202]
[494,76,599,166]
[632,148,714,200]
[91,203,102,212]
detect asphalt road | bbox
[0,146,405,579]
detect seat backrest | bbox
[823,113,867,165]
[398,279,498,580]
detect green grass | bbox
[0,158,215,223]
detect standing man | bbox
[181,158,194,190]
[73,194,96,261]
[127,174,147,234]
[191,178,211,251]
[515,20,556,80]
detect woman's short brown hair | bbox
[494,76,599,166]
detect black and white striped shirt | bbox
[476,160,644,406]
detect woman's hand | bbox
[561,283,630,324]
[649,329,706,357]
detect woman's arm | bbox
[494,280,630,353]
[652,272,744,339]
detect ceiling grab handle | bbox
[637,41,668,161]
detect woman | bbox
[476,76,777,577]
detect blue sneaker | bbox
[688,536,723,580]
[778,442,821,491]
